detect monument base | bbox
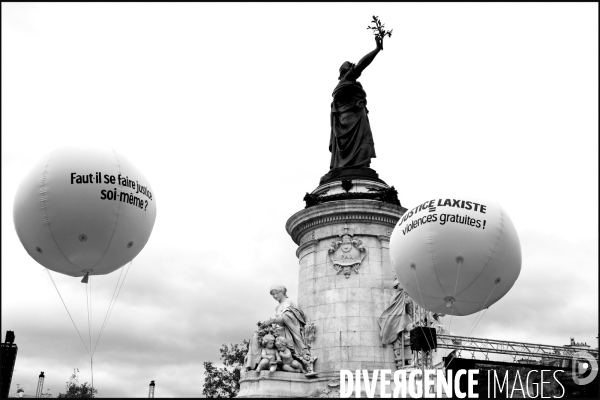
[319,167,386,185]
[238,368,449,398]
[237,370,339,398]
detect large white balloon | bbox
[14,146,157,277]
[389,197,521,316]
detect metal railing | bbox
[436,334,599,362]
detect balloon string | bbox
[91,357,94,398]
[465,283,497,337]
[104,261,132,338]
[86,279,92,359]
[93,264,126,354]
[448,259,463,335]
[90,275,94,398]
[86,276,94,397]
[445,282,498,371]
[92,261,133,357]
[410,267,434,362]
[46,269,91,356]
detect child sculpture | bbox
[255,334,280,373]
[275,336,305,373]
[301,348,318,377]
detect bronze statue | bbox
[320,17,393,184]
[329,36,383,172]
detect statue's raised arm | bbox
[355,38,383,77]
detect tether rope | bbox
[445,282,498,370]
[86,279,92,356]
[465,283,497,337]
[85,276,95,397]
[47,260,135,398]
[92,264,125,354]
[46,269,90,356]
[92,261,133,356]
[447,258,462,334]
[410,266,434,366]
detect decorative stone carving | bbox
[304,320,316,348]
[300,231,316,245]
[312,380,341,398]
[244,284,317,375]
[303,185,401,208]
[276,337,306,373]
[328,226,367,278]
[379,278,412,345]
[367,186,401,206]
[341,179,353,192]
[302,349,318,377]
[256,334,280,373]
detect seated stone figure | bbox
[275,337,305,373]
[244,284,310,371]
[255,334,280,373]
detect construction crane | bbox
[437,334,599,363]
[35,372,45,398]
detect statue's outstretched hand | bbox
[376,36,383,51]
[261,319,274,327]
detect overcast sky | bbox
[2,3,598,398]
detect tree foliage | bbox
[57,369,97,398]
[202,340,249,398]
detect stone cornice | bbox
[296,239,319,259]
[286,199,407,245]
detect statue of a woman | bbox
[379,278,412,345]
[328,37,383,173]
[244,285,308,371]
[261,285,307,356]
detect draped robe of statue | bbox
[329,66,376,170]
[379,285,412,345]
[244,300,307,370]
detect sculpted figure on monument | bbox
[275,337,306,373]
[255,334,280,373]
[301,349,318,377]
[244,284,313,372]
[324,36,384,183]
[262,284,308,357]
[328,233,367,278]
[379,278,413,345]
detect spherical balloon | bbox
[389,197,521,316]
[13,146,157,277]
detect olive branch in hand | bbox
[367,15,393,50]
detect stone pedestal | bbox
[238,177,407,397]
[285,178,406,374]
[238,370,338,398]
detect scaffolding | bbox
[437,334,599,363]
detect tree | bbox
[57,369,97,398]
[202,340,249,398]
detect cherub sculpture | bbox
[255,334,280,373]
[275,336,305,373]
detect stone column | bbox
[286,184,406,376]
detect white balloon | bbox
[13,146,157,277]
[389,197,521,316]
